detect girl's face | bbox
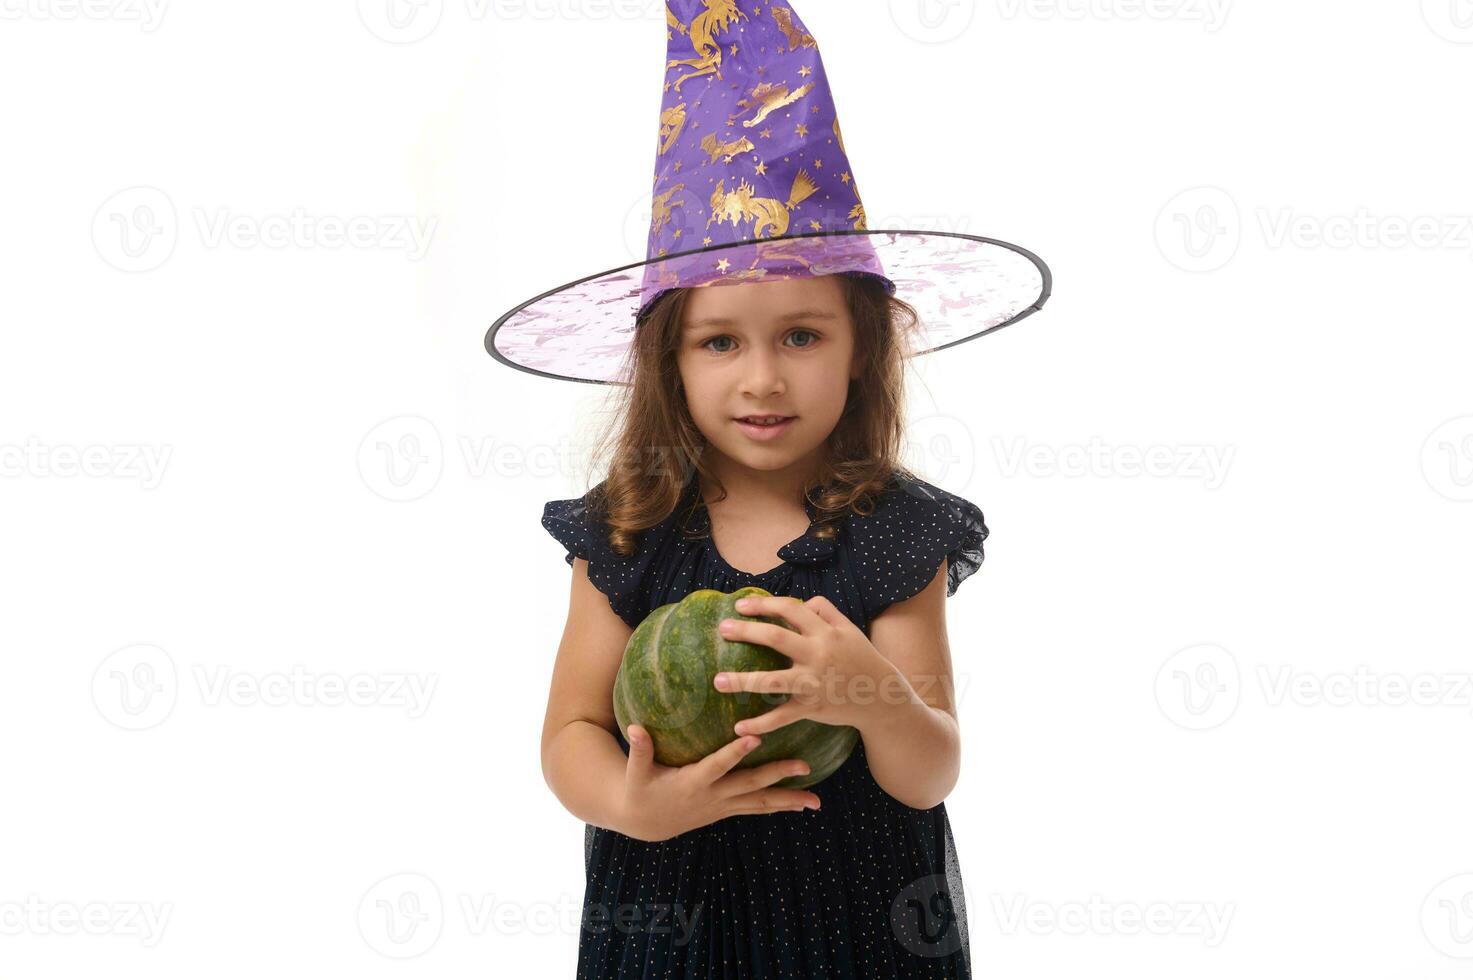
[675,274,858,476]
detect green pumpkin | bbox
[612,585,859,790]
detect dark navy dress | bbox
[542,468,989,979]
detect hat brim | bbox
[485,229,1051,386]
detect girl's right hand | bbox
[616,724,822,843]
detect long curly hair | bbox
[579,273,925,559]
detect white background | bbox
[3,0,1472,976]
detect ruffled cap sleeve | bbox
[849,472,990,623]
[541,485,656,630]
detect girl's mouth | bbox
[734,416,796,441]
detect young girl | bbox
[484,2,1048,975]
[539,269,990,978]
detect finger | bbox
[718,618,804,658]
[733,702,806,737]
[725,787,821,816]
[718,757,813,798]
[625,724,654,781]
[696,732,762,782]
[713,667,797,695]
[802,594,851,630]
[733,593,829,634]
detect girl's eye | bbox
[699,329,818,354]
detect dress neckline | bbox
[676,473,839,577]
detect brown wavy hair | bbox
[581,272,925,559]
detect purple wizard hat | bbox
[486,0,1051,385]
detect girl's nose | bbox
[739,351,785,398]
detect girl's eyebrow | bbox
[684,310,839,331]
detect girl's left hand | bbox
[714,594,896,735]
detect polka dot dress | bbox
[541,469,989,979]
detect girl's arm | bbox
[540,557,637,833]
[858,560,963,811]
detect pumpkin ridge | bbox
[649,600,673,713]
